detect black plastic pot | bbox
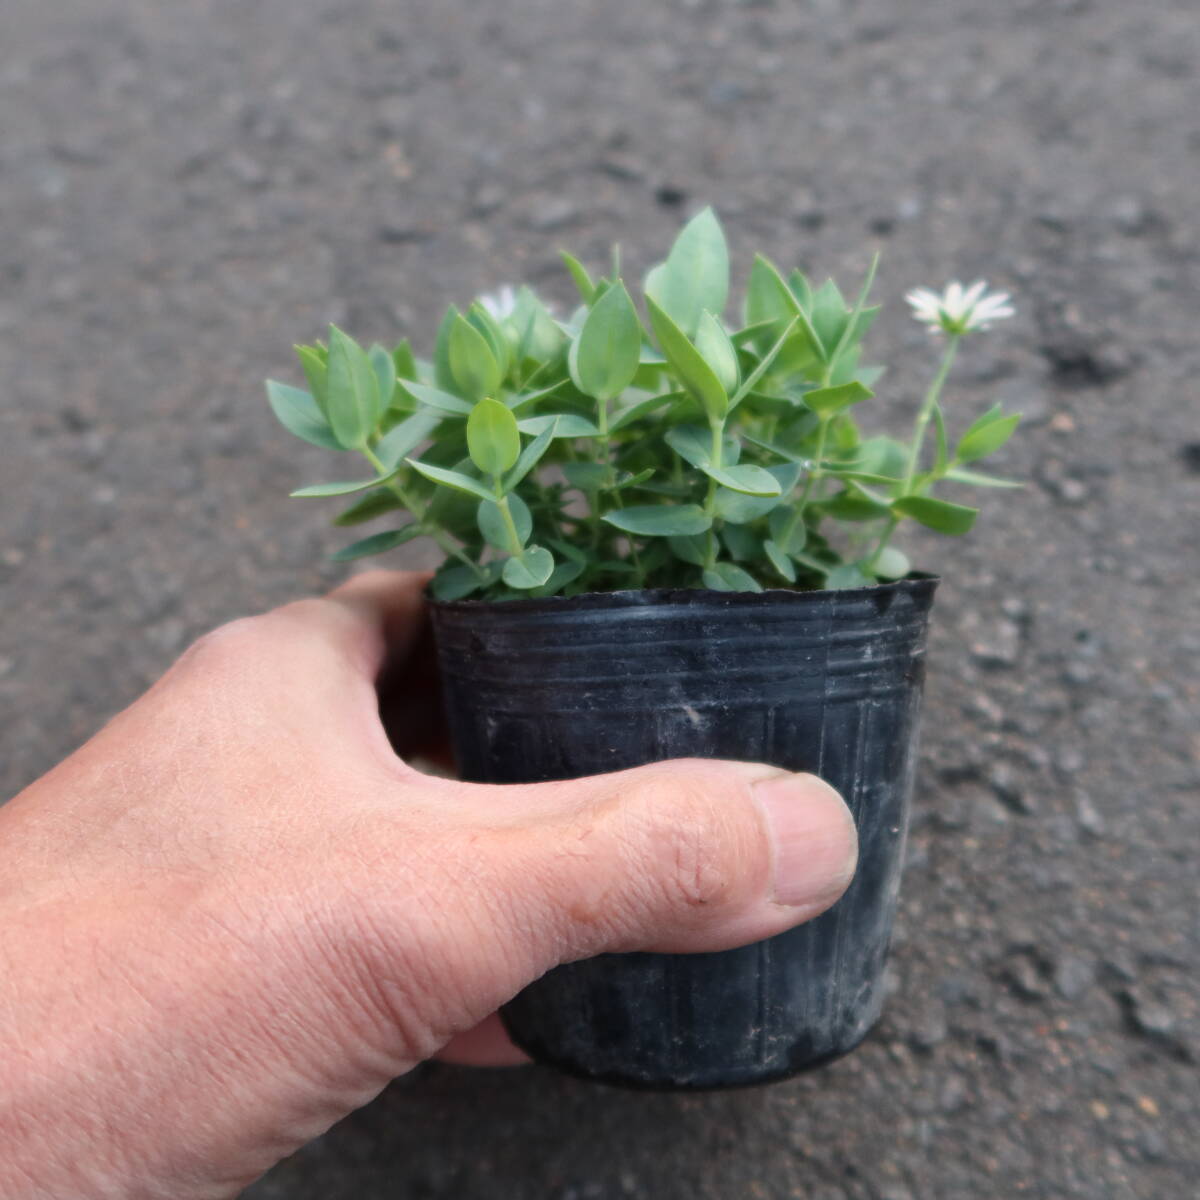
[429,577,938,1090]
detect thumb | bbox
[442,758,858,981]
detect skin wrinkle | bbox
[306,880,455,1065]
[0,571,856,1199]
[91,899,381,1192]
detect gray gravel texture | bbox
[3,0,1199,1197]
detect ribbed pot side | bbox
[429,577,938,1090]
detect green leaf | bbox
[788,269,813,311]
[702,462,781,496]
[332,488,406,526]
[763,539,797,583]
[891,495,979,535]
[803,381,873,416]
[809,279,850,357]
[466,397,522,478]
[956,411,1021,463]
[743,433,803,464]
[830,345,862,386]
[290,465,403,498]
[398,380,473,415]
[568,280,642,401]
[426,461,483,537]
[722,523,761,562]
[431,564,485,602]
[503,423,555,491]
[664,424,718,469]
[265,381,342,451]
[516,292,566,363]
[392,339,418,381]
[543,536,589,566]
[295,345,329,415]
[603,505,712,537]
[694,311,739,395]
[743,257,824,375]
[713,488,771,523]
[560,251,597,304]
[667,533,708,566]
[702,562,763,593]
[643,207,729,337]
[943,466,1023,489]
[828,412,861,456]
[824,487,892,521]
[330,525,422,562]
[732,319,778,347]
[594,558,640,575]
[369,343,397,411]
[745,254,799,329]
[326,326,382,449]
[645,296,728,422]
[826,564,874,590]
[534,560,585,597]
[466,303,511,378]
[616,468,654,490]
[873,547,911,580]
[853,436,909,479]
[502,545,555,589]
[713,463,799,522]
[517,413,598,437]
[562,461,612,492]
[791,551,832,576]
[477,493,532,551]
[726,316,800,414]
[504,378,569,411]
[768,507,807,554]
[406,458,496,502]
[449,314,502,401]
[832,471,904,488]
[433,304,461,393]
[374,410,440,470]
[609,391,681,431]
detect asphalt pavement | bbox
[2,1,1197,1196]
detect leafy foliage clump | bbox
[266,209,1020,601]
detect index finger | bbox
[321,569,434,678]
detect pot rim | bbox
[428,572,940,616]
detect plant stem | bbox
[863,515,899,575]
[595,395,646,581]
[779,349,837,540]
[796,415,830,511]
[703,416,724,567]
[363,446,485,579]
[778,411,830,552]
[902,334,960,494]
[494,487,524,556]
[586,396,611,551]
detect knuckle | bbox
[620,766,765,917]
[177,600,332,680]
[324,829,532,1048]
[267,596,334,632]
[177,615,270,674]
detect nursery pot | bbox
[429,577,937,1090]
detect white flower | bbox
[905,280,1015,335]
[478,284,518,322]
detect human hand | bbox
[0,571,856,1199]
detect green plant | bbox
[266,209,1019,601]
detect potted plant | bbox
[264,209,1018,1090]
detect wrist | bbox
[0,900,134,1199]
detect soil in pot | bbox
[429,577,937,1090]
